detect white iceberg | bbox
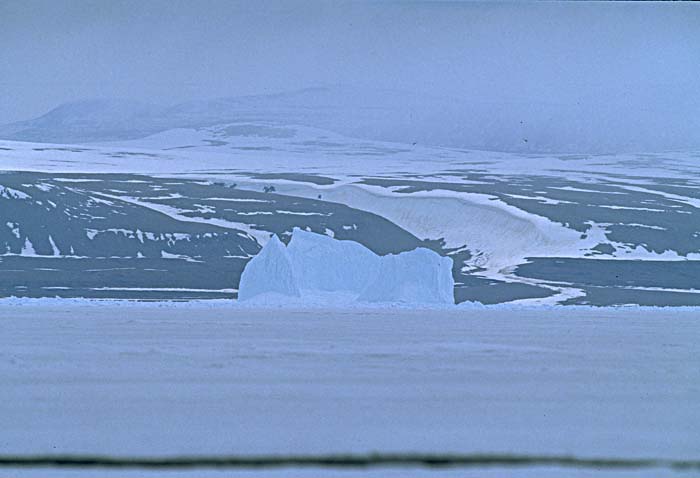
[237,235,300,301]
[287,227,381,294]
[358,248,455,304]
[237,228,454,305]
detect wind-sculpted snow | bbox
[238,228,454,304]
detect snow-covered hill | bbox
[2,86,699,153]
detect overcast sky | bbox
[1,0,698,125]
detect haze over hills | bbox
[2,86,699,154]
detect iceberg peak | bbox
[237,235,300,301]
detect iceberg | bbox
[237,235,300,301]
[358,248,455,304]
[237,228,454,305]
[287,227,381,294]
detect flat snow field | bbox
[0,304,699,477]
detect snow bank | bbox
[238,228,454,304]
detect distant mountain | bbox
[0,98,170,143]
[1,86,698,153]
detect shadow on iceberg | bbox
[238,228,454,305]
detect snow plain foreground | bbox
[0,304,698,477]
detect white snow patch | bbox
[87,196,115,206]
[33,183,54,192]
[0,185,30,200]
[6,222,20,239]
[160,251,198,261]
[48,235,60,256]
[549,186,627,195]
[21,237,37,256]
[91,192,271,247]
[505,194,575,205]
[90,287,235,293]
[275,210,329,216]
[207,197,271,203]
[617,185,700,209]
[53,178,102,183]
[597,205,665,212]
[624,223,667,231]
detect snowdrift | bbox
[238,228,454,304]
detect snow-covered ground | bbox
[1,303,698,477]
